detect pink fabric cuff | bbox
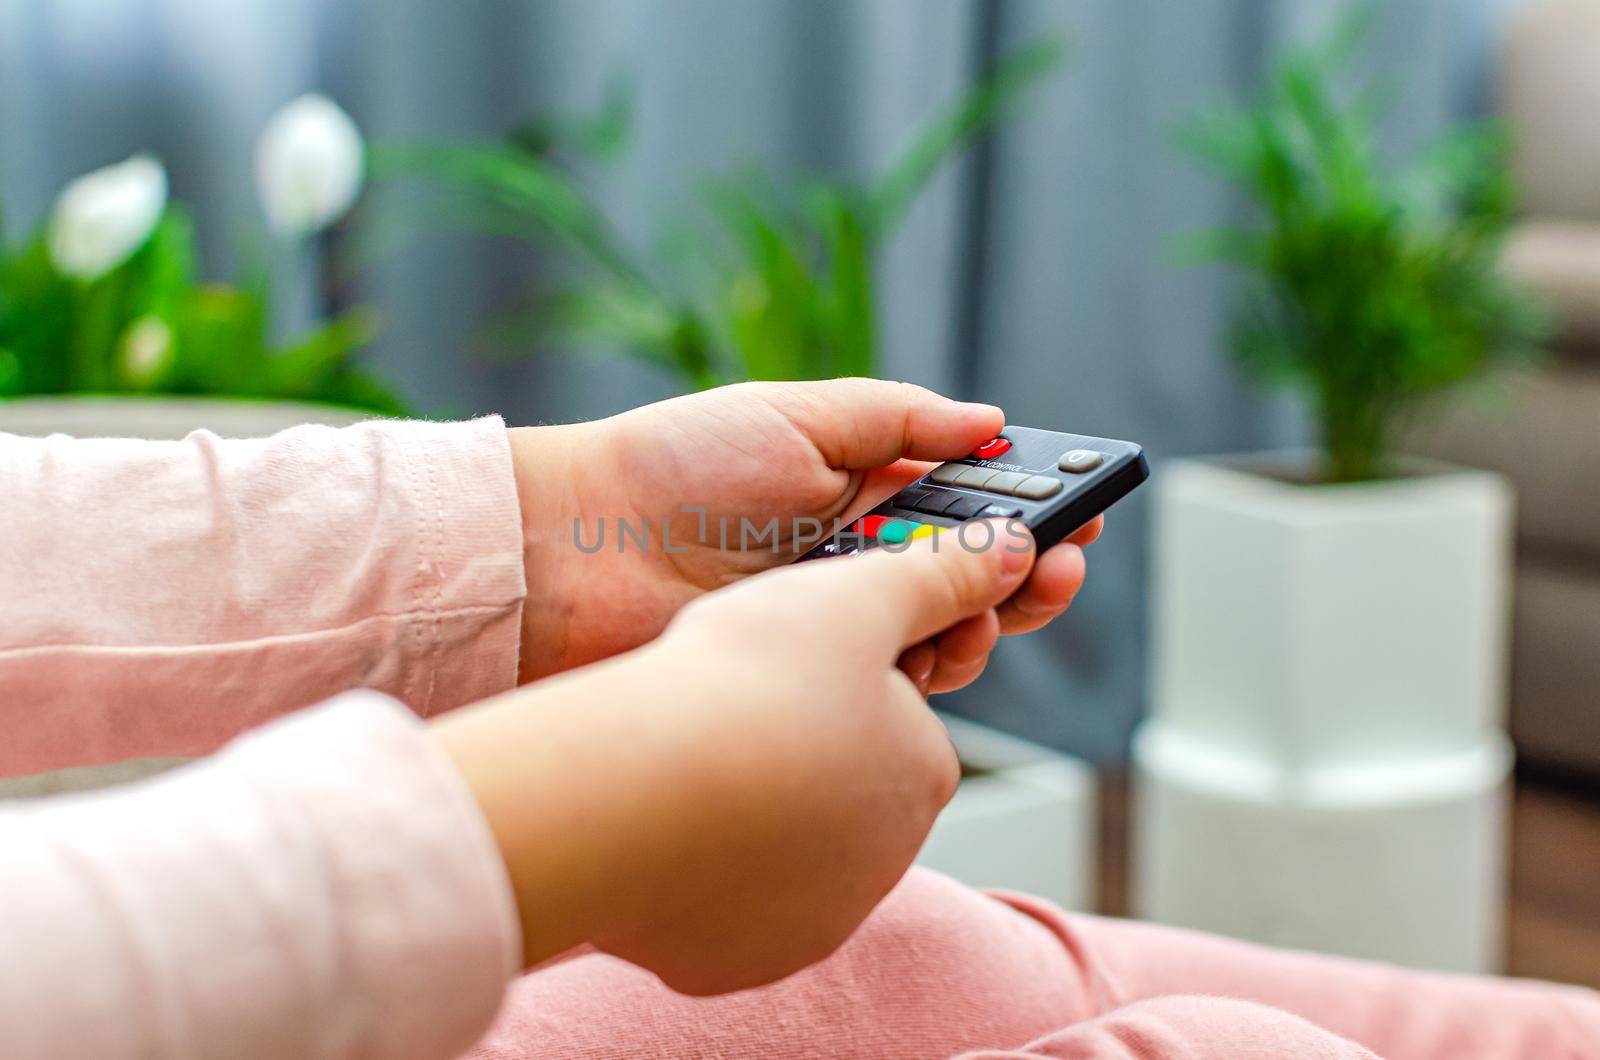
[384,417,527,715]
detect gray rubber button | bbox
[1058,449,1103,473]
[983,470,1031,495]
[952,465,1000,489]
[928,463,968,485]
[1013,475,1063,499]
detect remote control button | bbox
[970,436,1012,460]
[977,504,1023,519]
[908,524,945,541]
[953,465,1001,489]
[1013,475,1063,500]
[928,463,969,486]
[876,519,918,545]
[942,495,990,520]
[911,490,961,516]
[856,514,890,539]
[1058,449,1103,473]
[894,487,936,513]
[982,470,1030,495]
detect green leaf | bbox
[510,75,635,163]
[320,369,410,417]
[1167,225,1270,268]
[178,284,269,394]
[371,141,646,287]
[132,208,199,319]
[0,347,23,395]
[261,306,381,399]
[0,237,74,392]
[68,272,133,392]
[807,186,874,379]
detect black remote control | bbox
[800,427,1148,560]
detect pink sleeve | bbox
[0,417,527,776]
[0,691,520,1060]
[954,996,1381,1060]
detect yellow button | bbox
[908,524,945,541]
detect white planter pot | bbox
[1133,454,1514,973]
[0,396,368,440]
[0,396,371,800]
[919,713,1096,912]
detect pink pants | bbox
[472,868,1599,1059]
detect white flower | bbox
[118,315,175,386]
[48,155,168,280]
[255,94,364,237]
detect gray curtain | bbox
[0,0,1498,759]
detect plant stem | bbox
[1317,381,1389,482]
[70,280,118,392]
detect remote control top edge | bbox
[801,425,1148,561]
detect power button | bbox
[971,436,1011,461]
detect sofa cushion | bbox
[1502,0,1600,220]
[1504,222,1600,343]
[1408,366,1600,561]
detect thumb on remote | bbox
[806,518,1036,651]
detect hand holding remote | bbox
[432,518,1038,995]
[506,379,1101,684]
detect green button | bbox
[878,519,917,544]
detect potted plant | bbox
[370,40,1063,387]
[1131,13,1545,973]
[0,95,406,441]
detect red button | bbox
[971,437,1011,460]
[856,514,890,539]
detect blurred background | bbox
[2,0,1596,994]
[2,0,1507,756]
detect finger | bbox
[841,459,935,523]
[928,608,1000,693]
[1067,515,1104,547]
[803,517,1036,651]
[759,378,1004,469]
[896,642,937,696]
[885,671,961,807]
[997,542,1086,635]
[929,654,993,694]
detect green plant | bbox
[1176,9,1545,483]
[0,96,407,415]
[0,211,402,413]
[373,40,1064,388]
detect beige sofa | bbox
[1409,0,1600,781]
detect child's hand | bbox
[432,519,1037,995]
[508,379,1099,683]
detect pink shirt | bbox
[0,417,525,1058]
